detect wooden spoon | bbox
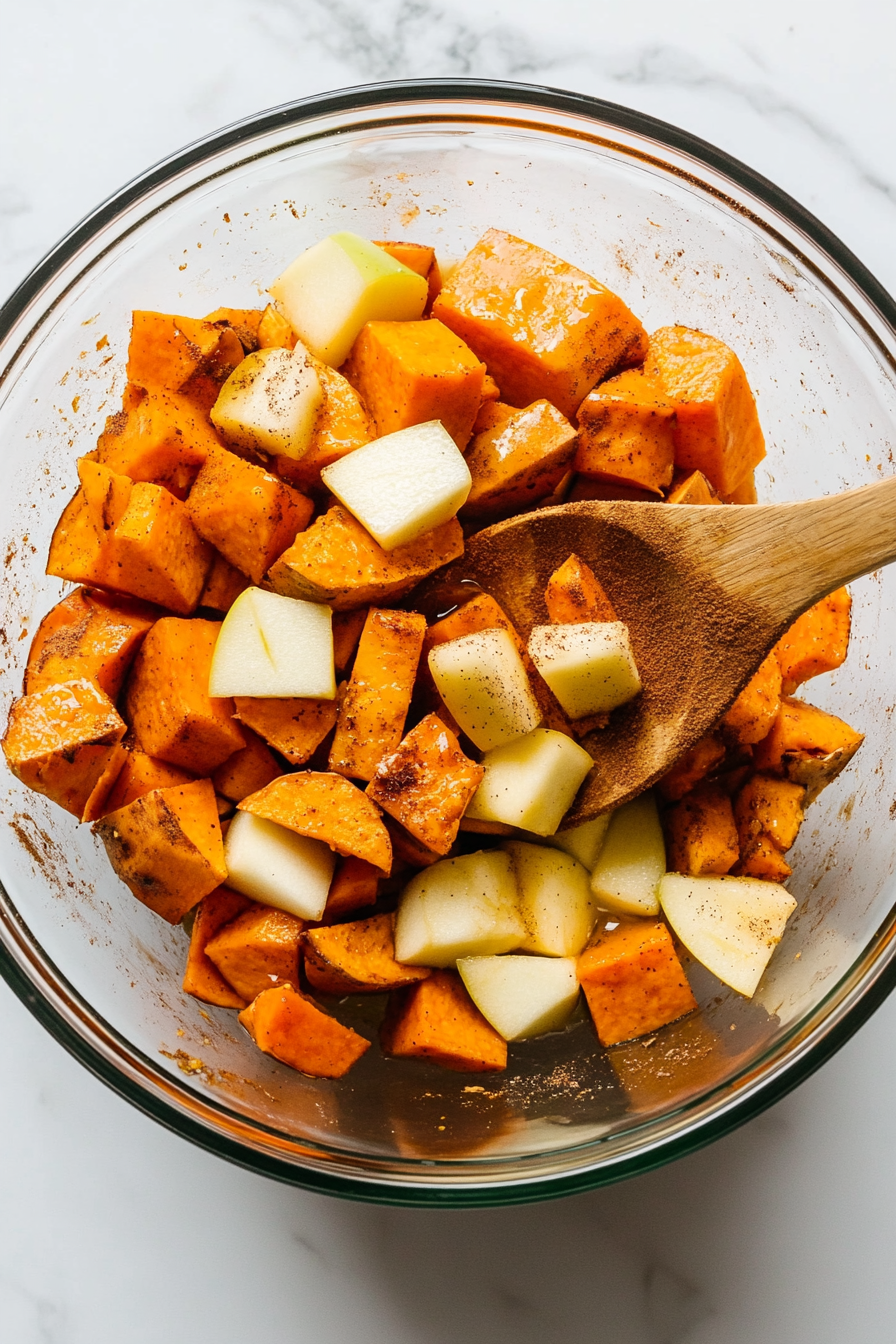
[434,478,896,826]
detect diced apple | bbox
[464,728,594,835]
[503,841,598,956]
[208,587,335,700]
[320,420,472,550]
[589,791,665,916]
[210,346,323,460]
[659,872,797,998]
[457,955,580,1040]
[269,231,428,368]
[394,849,524,967]
[223,810,336,920]
[549,813,611,870]
[527,621,641,718]
[428,627,541,752]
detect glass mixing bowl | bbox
[2,79,896,1207]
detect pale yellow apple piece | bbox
[457,955,580,1040]
[223,810,336,920]
[211,346,323,460]
[428,627,541,752]
[464,728,594,836]
[589,791,665,917]
[394,849,524,967]
[527,621,641,719]
[208,587,335,700]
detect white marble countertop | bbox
[3,2,896,1340]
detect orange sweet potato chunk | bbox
[126,310,244,411]
[666,469,720,505]
[321,855,380,921]
[329,608,426,782]
[304,912,431,995]
[273,361,372,493]
[182,886,255,1009]
[722,470,758,505]
[239,982,370,1078]
[657,732,726,802]
[344,319,485,449]
[366,713,483,856]
[203,307,264,353]
[93,778,227,923]
[545,553,617,624]
[381,970,507,1072]
[125,617,244,773]
[648,326,766,496]
[753,697,864,776]
[257,304,298,351]
[233,695,337,766]
[577,919,697,1047]
[575,369,676,495]
[461,399,578,517]
[423,591,526,663]
[92,385,220,499]
[721,653,782,747]
[3,679,127,820]
[332,608,368,676]
[774,588,851,695]
[212,727,281,802]
[25,587,155,699]
[432,228,646,419]
[268,504,464,609]
[734,773,806,856]
[375,240,442,309]
[101,747,195,815]
[733,832,793,882]
[198,551,250,612]
[205,904,304,1002]
[239,771,393,873]
[666,783,739,876]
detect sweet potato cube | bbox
[93,778,227,923]
[205,904,304,1002]
[380,970,507,1072]
[344,319,485,449]
[774,588,851,695]
[199,551,250,612]
[461,399,577,517]
[733,833,793,883]
[666,783,739,876]
[239,982,370,1078]
[666,469,720,505]
[384,813,444,867]
[257,304,298,351]
[182,886,256,1009]
[721,653,782,747]
[321,855,380,921]
[658,732,726,802]
[423,592,526,663]
[239,771,393,873]
[25,587,155,699]
[233,695,337,766]
[332,608,368,675]
[212,727,281,802]
[734,773,806,854]
[648,326,766,496]
[92,386,220,498]
[267,504,463,609]
[2,679,127,820]
[366,713,483,856]
[577,919,697,1047]
[375,240,442,308]
[126,310,244,410]
[203,307,265,353]
[273,361,372,493]
[329,608,426,781]
[575,369,676,495]
[722,470,758,505]
[304,912,430,995]
[432,228,647,419]
[186,448,313,584]
[753,697,864,783]
[101,748,195,815]
[545,553,617,624]
[125,617,244,773]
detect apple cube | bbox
[223,810,336,920]
[320,420,472,550]
[527,621,641,719]
[428,627,541,752]
[208,587,335,700]
[589,791,666,916]
[457,955,580,1040]
[269,231,428,368]
[464,729,594,835]
[659,872,797,997]
[549,813,611,870]
[211,346,323,460]
[503,841,598,957]
[394,849,524,967]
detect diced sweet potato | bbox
[25,587,155,699]
[734,833,793,883]
[203,307,264,353]
[329,608,426,781]
[721,653,782,747]
[321,855,380,921]
[273,361,372,493]
[205,904,304,1001]
[126,310,244,412]
[774,588,851,695]
[375,240,442,309]
[92,385,220,499]
[575,369,676,495]
[366,713,483,856]
[461,399,578,517]
[212,727,281,802]
[304,912,431,995]
[233,695,337,766]
[577,919,697,1047]
[384,813,444,867]
[239,771,393,873]
[666,469,720,505]
[380,970,507,1072]
[344,319,485,449]
[93,778,227,923]
[734,773,806,855]
[2,679,127,820]
[186,448,313,583]
[47,459,212,614]
[267,504,464,609]
[432,228,647,419]
[101,747,195,815]
[666,783,739,876]
[721,470,758,505]
[125,617,245,773]
[753,697,864,791]
[240,982,370,1077]
[257,304,298,351]
[657,732,726,802]
[544,553,617,624]
[332,608,368,676]
[182,886,255,1009]
[648,326,766,496]
[198,551,250,612]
